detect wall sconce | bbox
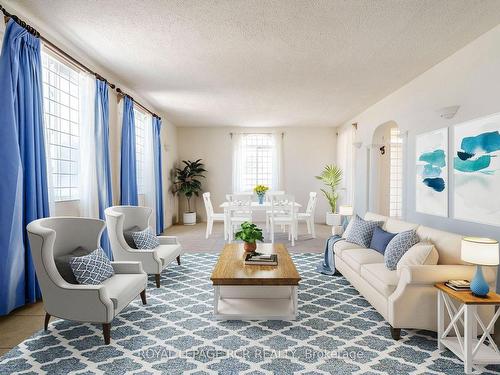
[437,105,460,119]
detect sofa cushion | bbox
[385,218,419,233]
[364,212,388,225]
[360,263,399,297]
[155,244,182,266]
[397,242,439,276]
[102,273,146,311]
[343,215,383,248]
[416,225,464,265]
[342,248,384,273]
[384,230,420,270]
[69,248,115,285]
[333,240,365,258]
[131,228,160,249]
[123,226,141,249]
[54,247,93,284]
[370,227,397,254]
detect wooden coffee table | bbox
[210,243,301,320]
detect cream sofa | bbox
[334,212,497,340]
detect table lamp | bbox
[338,205,354,230]
[461,237,499,297]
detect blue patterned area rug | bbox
[1,253,499,375]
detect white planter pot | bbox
[183,212,196,225]
[326,212,341,226]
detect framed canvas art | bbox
[453,113,500,226]
[416,128,448,217]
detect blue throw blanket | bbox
[316,235,344,275]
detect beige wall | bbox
[177,126,337,223]
[342,23,500,241]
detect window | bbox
[134,108,147,194]
[389,127,403,218]
[42,52,81,201]
[239,134,275,192]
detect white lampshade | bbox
[339,205,354,216]
[461,237,499,266]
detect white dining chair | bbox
[226,193,253,242]
[265,191,285,233]
[202,192,225,239]
[296,192,318,238]
[269,194,297,246]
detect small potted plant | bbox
[254,185,269,204]
[315,164,343,225]
[173,159,206,225]
[234,221,264,252]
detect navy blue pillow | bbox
[370,227,397,254]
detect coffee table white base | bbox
[437,290,500,374]
[213,285,298,320]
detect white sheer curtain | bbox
[336,125,354,205]
[272,132,283,190]
[79,72,99,218]
[143,114,157,232]
[231,133,245,192]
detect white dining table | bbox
[220,201,302,242]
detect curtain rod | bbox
[0,4,161,120]
[229,132,285,138]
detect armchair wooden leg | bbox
[140,290,147,305]
[176,255,181,265]
[44,313,51,331]
[155,274,161,288]
[390,326,401,340]
[102,323,111,345]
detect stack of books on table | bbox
[445,279,471,291]
[244,253,278,266]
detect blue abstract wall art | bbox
[416,128,448,217]
[454,114,500,226]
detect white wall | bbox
[0,14,179,229]
[341,24,500,240]
[177,127,337,223]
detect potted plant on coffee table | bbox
[234,221,264,252]
[173,159,206,225]
[315,164,343,225]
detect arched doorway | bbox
[369,121,404,218]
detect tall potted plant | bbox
[315,164,343,225]
[173,159,206,225]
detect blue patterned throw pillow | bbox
[69,248,114,285]
[384,230,420,270]
[343,215,383,248]
[131,228,160,249]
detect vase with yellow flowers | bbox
[254,185,269,204]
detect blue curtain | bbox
[153,116,164,235]
[0,20,50,315]
[120,96,138,205]
[95,79,113,258]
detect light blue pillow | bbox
[69,248,114,285]
[131,228,160,249]
[343,215,383,248]
[384,230,420,270]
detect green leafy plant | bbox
[234,222,264,244]
[173,159,206,213]
[315,164,343,213]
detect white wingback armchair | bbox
[26,217,148,345]
[105,205,182,287]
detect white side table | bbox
[435,283,500,374]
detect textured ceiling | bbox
[6,0,500,127]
